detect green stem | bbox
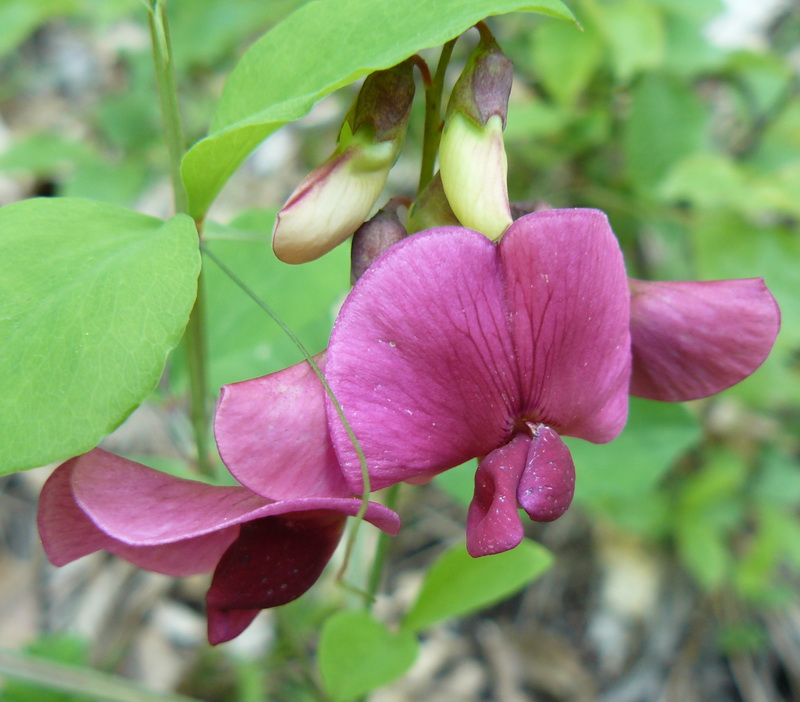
[418,39,456,195]
[148,0,212,476]
[148,0,188,213]
[365,483,401,606]
[0,648,199,702]
[182,273,212,476]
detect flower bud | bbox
[273,61,415,264]
[350,198,408,284]
[439,34,513,240]
[406,171,460,234]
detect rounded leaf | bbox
[0,198,200,473]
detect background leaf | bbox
[623,73,709,193]
[570,397,701,503]
[0,198,199,474]
[190,211,349,389]
[403,539,553,632]
[181,0,576,217]
[318,610,418,702]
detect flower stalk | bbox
[418,39,456,194]
[148,0,212,477]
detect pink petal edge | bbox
[629,278,780,401]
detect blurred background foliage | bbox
[1,0,799,699]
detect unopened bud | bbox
[273,61,415,264]
[406,172,460,234]
[439,34,513,240]
[350,198,409,283]
[510,200,554,220]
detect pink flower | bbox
[326,209,631,557]
[323,209,779,557]
[38,358,400,644]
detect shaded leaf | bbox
[571,397,701,503]
[623,73,708,193]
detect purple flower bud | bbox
[446,33,513,129]
[351,197,409,283]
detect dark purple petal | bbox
[466,434,529,557]
[500,210,631,443]
[629,278,781,401]
[215,354,350,499]
[206,607,261,646]
[327,228,519,491]
[516,425,575,522]
[206,512,346,644]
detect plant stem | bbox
[148,0,212,476]
[0,648,199,702]
[365,483,401,606]
[418,39,456,195]
[182,275,212,476]
[149,0,188,214]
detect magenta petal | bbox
[517,425,575,523]
[70,449,401,544]
[466,434,529,557]
[38,458,238,576]
[629,278,781,401]
[327,228,518,491]
[215,354,350,499]
[206,512,346,644]
[38,460,120,565]
[500,210,631,443]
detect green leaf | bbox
[676,517,731,591]
[403,539,552,632]
[168,0,307,72]
[0,198,199,474]
[599,0,665,82]
[623,73,708,193]
[0,133,97,176]
[2,635,89,702]
[196,222,349,389]
[181,0,576,218]
[659,152,750,209]
[571,397,701,503]
[318,610,418,702]
[435,458,478,507]
[532,15,604,106]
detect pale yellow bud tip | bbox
[439,113,512,240]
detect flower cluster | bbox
[38,28,781,644]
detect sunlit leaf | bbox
[0,198,199,474]
[319,610,418,702]
[403,539,552,631]
[182,0,576,218]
